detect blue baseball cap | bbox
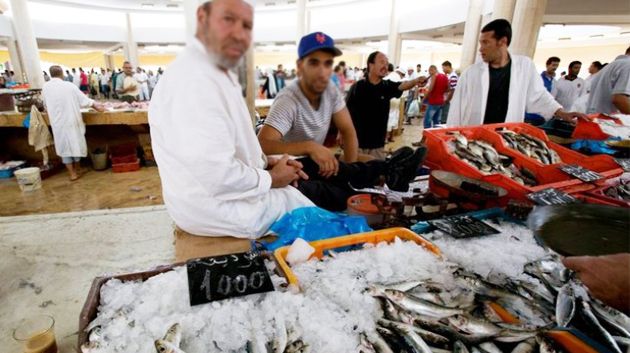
[298,32,343,60]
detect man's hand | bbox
[415,76,428,87]
[309,142,339,178]
[562,253,630,313]
[555,109,587,124]
[269,154,302,188]
[92,102,106,112]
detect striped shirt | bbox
[265,79,345,145]
[448,72,459,90]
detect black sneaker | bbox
[385,146,427,192]
[387,146,414,164]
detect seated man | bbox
[259,32,425,211]
[150,0,313,239]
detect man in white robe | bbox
[42,65,105,180]
[447,19,585,127]
[149,0,313,239]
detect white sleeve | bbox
[73,84,94,108]
[525,61,561,120]
[446,71,465,126]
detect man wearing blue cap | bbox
[346,51,428,159]
[258,32,427,211]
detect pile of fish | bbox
[360,255,630,353]
[448,132,538,186]
[499,130,562,165]
[604,181,630,201]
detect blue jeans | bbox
[424,104,443,129]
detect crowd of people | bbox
[49,64,163,102]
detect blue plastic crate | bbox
[0,161,26,179]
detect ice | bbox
[84,221,552,353]
[285,238,315,266]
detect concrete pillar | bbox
[245,46,256,126]
[9,0,44,88]
[5,37,24,81]
[460,0,484,71]
[296,0,307,44]
[492,0,516,22]
[511,0,547,58]
[386,0,401,66]
[184,0,198,41]
[124,13,140,68]
[104,54,115,71]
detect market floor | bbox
[0,122,424,217]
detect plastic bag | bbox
[22,113,30,128]
[570,139,617,155]
[406,99,419,117]
[260,207,372,251]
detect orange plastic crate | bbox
[112,159,140,173]
[273,227,440,289]
[572,113,623,141]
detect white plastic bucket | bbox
[14,167,42,192]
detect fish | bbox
[537,335,565,353]
[555,283,576,327]
[591,300,630,337]
[88,326,102,343]
[380,289,465,318]
[446,314,502,336]
[155,339,186,353]
[81,341,101,353]
[380,319,450,347]
[364,331,395,353]
[510,338,537,353]
[478,342,502,353]
[358,333,377,353]
[163,323,182,347]
[284,339,309,353]
[272,318,288,353]
[576,297,622,353]
[453,340,470,353]
[379,319,433,353]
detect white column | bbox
[125,13,140,68]
[5,38,24,81]
[492,0,517,22]
[184,0,198,41]
[511,0,547,58]
[460,0,484,71]
[9,0,44,88]
[296,0,307,44]
[387,0,401,66]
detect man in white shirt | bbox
[42,66,104,180]
[134,67,150,101]
[115,61,140,103]
[149,0,313,239]
[71,68,81,88]
[585,61,603,93]
[587,47,630,115]
[447,19,584,126]
[553,61,586,111]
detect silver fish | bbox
[88,326,102,343]
[446,314,502,336]
[155,339,186,353]
[272,318,288,353]
[479,342,502,353]
[371,281,423,293]
[358,333,377,353]
[537,335,564,353]
[591,300,630,337]
[81,341,101,353]
[163,323,182,347]
[453,340,470,353]
[382,289,465,318]
[510,338,537,353]
[365,332,395,353]
[379,319,450,347]
[578,298,622,353]
[379,319,433,353]
[284,339,308,353]
[555,283,576,327]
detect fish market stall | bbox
[78,218,629,353]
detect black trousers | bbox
[295,157,386,211]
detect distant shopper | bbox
[79,68,89,94]
[134,67,150,101]
[116,61,140,103]
[43,71,50,82]
[553,60,586,111]
[447,19,585,126]
[72,68,81,88]
[441,61,458,124]
[100,68,111,100]
[346,51,427,159]
[64,70,73,82]
[586,46,630,114]
[42,65,105,181]
[525,56,560,125]
[424,65,449,129]
[585,60,603,92]
[148,70,158,98]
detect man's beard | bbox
[208,49,244,70]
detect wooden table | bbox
[0,110,149,127]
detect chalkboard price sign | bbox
[527,188,577,206]
[558,164,603,183]
[186,251,275,305]
[614,158,630,172]
[428,215,500,239]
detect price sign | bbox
[559,164,603,183]
[186,251,274,305]
[614,158,630,172]
[527,188,577,206]
[428,215,500,239]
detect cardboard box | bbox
[174,227,275,262]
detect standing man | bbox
[346,51,427,159]
[79,68,89,94]
[423,65,449,129]
[64,70,73,82]
[150,0,313,239]
[42,66,104,181]
[134,67,150,101]
[525,56,560,125]
[587,47,630,115]
[553,61,586,111]
[100,68,111,100]
[447,19,584,126]
[441,61,458,124]
[116,61,140,103]
[585,61,603,92]
[416,64,422,76]
[275,64,286,91]
[71,68,81,88]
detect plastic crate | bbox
[112,159,140,173]
[485,123,623,179]
[0,160,26,178]
[572,113,622,140]
[584,182,630,208]
[273,227,440,289]
[110,154,138,164]
[423,126,588,203]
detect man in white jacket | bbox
[42,66,105,181]
[447,19,584,127]
[149,0,313,239]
